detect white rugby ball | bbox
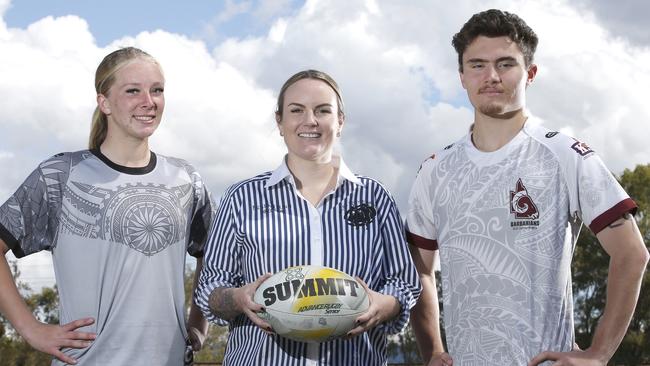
[254,265,369,343]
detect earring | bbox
[280,131,284,136]
[336,131,341,137]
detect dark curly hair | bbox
[452,9,538,72]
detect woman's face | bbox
[277,78,344,164]
[98,58,165,143]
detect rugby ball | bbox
[254,265,369,343]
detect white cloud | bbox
[5,252,56,291]
[215,0,650,185]
[2,0,650,288]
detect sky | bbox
[1,0,650,290]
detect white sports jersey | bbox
[405,122,636,364]
[0,150,215,365]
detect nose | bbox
[141,92,156,109]
[304,110,318,125]
[484,64,500,83]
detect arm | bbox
[345,278,401,338]
[0,239,96,364]
[187,257,209,351]
[530,213,649,365]
[347,196,422,337]
[409,245,452,366]
[206,274,272,332]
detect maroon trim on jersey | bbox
[589,198,638,234]
[406,230,438,251]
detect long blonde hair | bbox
[88,47,160,150]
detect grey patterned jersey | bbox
[405,122,636,365]
[0,149,215,365]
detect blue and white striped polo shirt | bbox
[196,156,421,366]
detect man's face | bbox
[460,35,536,118]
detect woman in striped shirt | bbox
[196,70,421,365]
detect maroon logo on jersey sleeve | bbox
[571,140,594,156]
[510,179,539,220]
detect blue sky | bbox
[1,0,649,289]
[4,0,303,47]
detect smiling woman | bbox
[195,69,422,366]
[0,47,216,365]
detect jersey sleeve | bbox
[0,156,68,258]
[405,159,439,250]
[564,140,637,234]
[186,169,217,258]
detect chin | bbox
[478,103,506,116]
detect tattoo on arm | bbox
[607,212,633,229]
[208,287,240,320]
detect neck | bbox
[286,155,339,206]
[471,109,528,152]
[99,138,151,167]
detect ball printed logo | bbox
[260,267,362,311]
[254,265,369,343]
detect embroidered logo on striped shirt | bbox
[344,203,376,227]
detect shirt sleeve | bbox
[563,141,637,234]
[186,170,217,258]
[194,186,243,325]
[376,191,422,335]
[0,157,67,258]
[404,159,439,250]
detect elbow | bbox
[641,246,650,268]
[628,245,649,273]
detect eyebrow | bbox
[466,56,518,64]
[287,102,334,108]
[120,82,164,88]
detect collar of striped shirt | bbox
[265,154,363,189]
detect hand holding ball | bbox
[254,265,369,343]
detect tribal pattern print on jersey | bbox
[406,122,636,365]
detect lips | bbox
[133,115,156,122]
[298,132,321,138]
[479,87,504,95]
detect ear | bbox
[97,94,111,115]
[459,70,468,90]
[275,112,284,136]
[526,64,538,86]
[338,113,345,131]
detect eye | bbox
[126,88,139,95]
[314,107,332,117]
[290,107,303,113]
[497,61,515,68]
[151,87,164,95]
[470,63,484,70]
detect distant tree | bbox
[0,260,58,366]
[184,263,229,363]
[573,164,650,364]
[389,271,445,365]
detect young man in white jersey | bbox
[406,9,649,366]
